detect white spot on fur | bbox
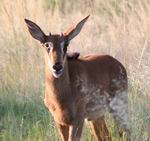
[109,91,129,130]
[76,76,110,120]
[76,75,129,129]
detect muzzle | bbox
[52,62,64,78]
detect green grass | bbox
[0,86,149,141]
[0,93,59,141]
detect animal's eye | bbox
[45,42,53,48]
[44,43,53,52]
[45,43,49,48]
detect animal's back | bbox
[68,54,127,95]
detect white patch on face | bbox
[44,42,53,52]
[47,55,52,70]
[45,42,64,78]
[52,71,63,78]
[60,41,65,55]
[47,56,62,78]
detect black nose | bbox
[53,62,63,72]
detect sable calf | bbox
[25,16,130,141]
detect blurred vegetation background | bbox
[0,0,150,141]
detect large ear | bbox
[64,15,90,41]
[24,19,46,43]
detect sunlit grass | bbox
[0,0,150,141]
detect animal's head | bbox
[25,15,89,78]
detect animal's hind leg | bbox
[109,91,131,141]
[89,117,111,141]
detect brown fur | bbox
[25,16,130,141]
[44,54,128,141]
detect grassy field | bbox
[0,0,150,141]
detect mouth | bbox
[52,68,64,78]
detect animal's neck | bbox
[45,57,71,97]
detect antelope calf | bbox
[25,16,130,141]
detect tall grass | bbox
[0,0,150,141]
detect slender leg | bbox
[109,91,131,141]
[89,117,111,141]
[68,119,84,141]
[56,123,69,141]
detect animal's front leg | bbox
[68,119,84,141]
[56,123,69,141]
